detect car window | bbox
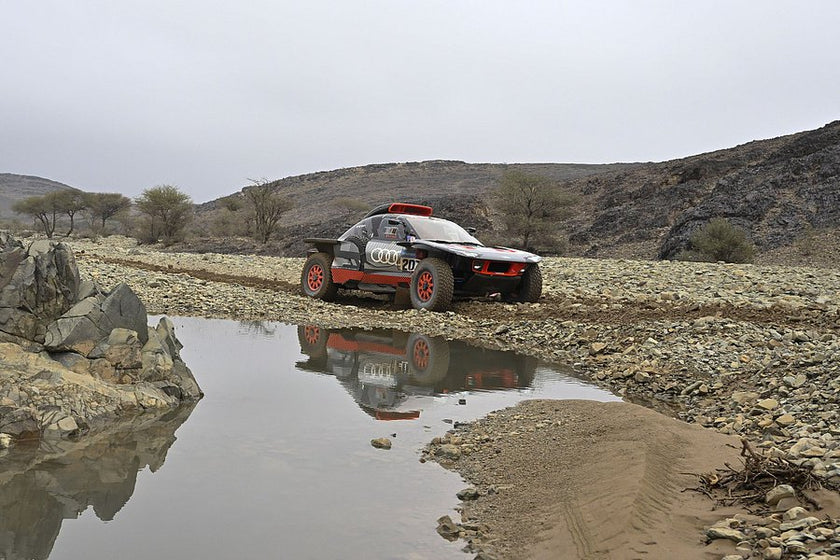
[340,218,375,241]
[377,217,407,241]
[404,216,481,244]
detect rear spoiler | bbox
[364,202,433,218]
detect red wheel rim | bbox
[413,339,430,369]
[304,325,321,345]
[307,264,324,292]
[416,271,434,302]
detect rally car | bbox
[301,202,542,311]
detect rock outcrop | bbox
[0,234,201,442]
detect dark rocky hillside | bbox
[196,121,840,262]
[0,174,81,220]
[562,120,840,260]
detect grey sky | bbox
[2,1,838,203]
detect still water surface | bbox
[1,317,619,560]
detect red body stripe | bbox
[332,268,411,286]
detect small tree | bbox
[680,217,755,263]
[135,185,193,244]
[51,190,88,236]
[12,193,62,238]
[243,179,293,243]
[493,170,579,251]
[85,192,132,234]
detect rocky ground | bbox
[68,236,840,559]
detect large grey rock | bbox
[43,296,109,355]
[155,316,182,359]
[143,318,202,400]
[0,234,80,342]
[92,328,144,370]
[43,283,149,355]
[101,284,148,344]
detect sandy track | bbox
[430,400,747,560]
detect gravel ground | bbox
[69,236,840,559]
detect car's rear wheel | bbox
[509,264,542,303]
[409,258,454,311]
[301,252,338,301]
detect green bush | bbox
[679,218,755,263]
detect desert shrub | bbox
[679,218,755,263]
[211,209,244,237]
[493,170,579,251]
[135,185,193,245]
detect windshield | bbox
[404,216,482,244]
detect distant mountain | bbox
[197,121,840,260]
[0,174,81,220]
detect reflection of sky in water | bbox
[3,317,617,560]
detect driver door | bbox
[365,218,408,273]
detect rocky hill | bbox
[0,173,81,220]
[563,120,840,260]
[193,161,637,256]
[195,121,840,261]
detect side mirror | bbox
[467,227,477,234]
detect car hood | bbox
[410,240,542,263]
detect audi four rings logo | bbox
[370,247,403,265]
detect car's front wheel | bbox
[509,264,542,303]
[406,333,450,384]
[301,252,338,301]
[409,258,454,311]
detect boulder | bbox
[1,234,80,342]
[43,296,109,355]
[101,284,148,344]
[43,283,149,355]
[99,328,144,370]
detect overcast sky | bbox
[2,1,838,203]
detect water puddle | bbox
[0,317,619,560]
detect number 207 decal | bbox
[400,258,419,272]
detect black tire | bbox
[409,258,454,311]
[510,264,542,303]
[406,333,451,385]
[301,252,338,301]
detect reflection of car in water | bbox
[296,325,538,420]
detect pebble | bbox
[370,437,392,450]
[765,485,795,505]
